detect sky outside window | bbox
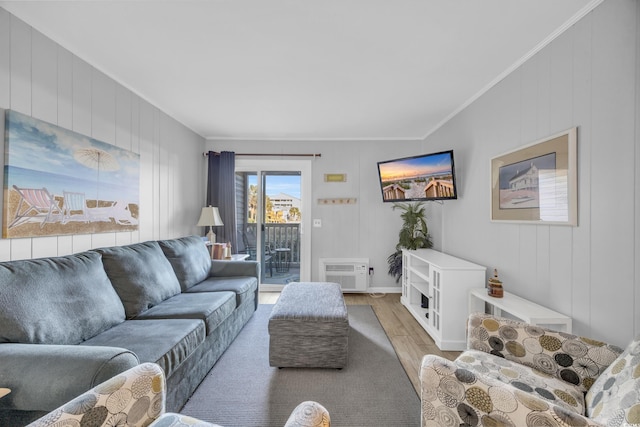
[249,174,301,199]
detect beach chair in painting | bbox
[8,185,63,229]
[62,191,90,224]
[109,201,138,226]
[87,200,138,225]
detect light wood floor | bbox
[259,291,461,394]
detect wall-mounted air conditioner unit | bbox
[319,258,369,292]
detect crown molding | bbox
[205,135,424,142]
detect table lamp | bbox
[197,206,224,244]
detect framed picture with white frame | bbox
[490,127,578,225]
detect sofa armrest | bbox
[28,363,164,427]
[210,260,259,279]
[0,344,138,413]
[420,355,603,427]
[467,312,623,392]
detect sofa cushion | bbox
[158,235,212,291]
[0,251,125,345]
[136,292,236,335]
[186,276,258,307]
[456,350,586,415]
[586,335,640,425]
[96,241,182,318]
[80,319,205,378]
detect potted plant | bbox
[387,202,432,283]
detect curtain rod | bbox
[203,152,321,158]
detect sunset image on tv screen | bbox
[378,151,456,202]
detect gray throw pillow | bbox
[96,241,182,318]
[158,235,212,291]
[0,251,125,344]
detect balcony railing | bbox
[241,223,300,266]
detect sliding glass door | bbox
[235,159,311,289]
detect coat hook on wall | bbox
[317,198,357,205]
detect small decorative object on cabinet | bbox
[401,249,486,351]
[487,268,503,297]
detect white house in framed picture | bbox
[3,110,140,238]
[490,127,577,226]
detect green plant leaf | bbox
[387,202,433,280]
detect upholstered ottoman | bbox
[268,282,349,368]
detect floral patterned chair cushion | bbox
[28,363,165,427]
[456,349,585,414]
[28,363,331,427]
[420,313,630,427]
[420,355,593,427]
[585,335,640,426]
[467,313,622,394]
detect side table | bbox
[469,288,572,333]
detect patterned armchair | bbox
[28,363,330,427]
[420,312,640,427]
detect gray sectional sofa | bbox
[0,235,259,426]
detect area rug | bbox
[180,304,420,427]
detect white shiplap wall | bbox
[421,0,640,347]
[0,10,206,261]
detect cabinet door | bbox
[430,268,441,332]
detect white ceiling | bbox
[0,1,599,141]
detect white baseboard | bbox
[259,283,402,294]
[259,284,285,292]
[364,287,402,294]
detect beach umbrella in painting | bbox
[73,147,120,203]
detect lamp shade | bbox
[196,206,224,227]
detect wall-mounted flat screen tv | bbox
[377,150,458,202]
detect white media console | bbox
[401,249,486,351]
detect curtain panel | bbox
[206,151,237,252]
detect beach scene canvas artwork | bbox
[3,110,140,238]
